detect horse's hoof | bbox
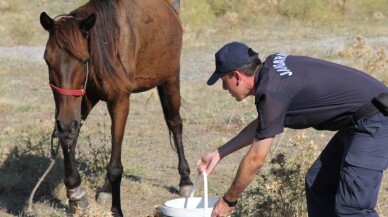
[96,192,112,206]
[68,193,88,215]
[179,185,193,197]
[68,186,86,201]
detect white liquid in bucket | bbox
[162,171,219,217]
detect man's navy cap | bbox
[207,41,258,85]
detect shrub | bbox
[234,132,318,217]
[340,36,388,85]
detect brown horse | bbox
[39,0,192,216]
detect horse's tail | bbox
[165,0,180,14]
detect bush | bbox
[234,133,318,217]
[340,36,388,85]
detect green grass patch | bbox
[15,104,40,113]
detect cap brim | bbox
[207,71,224,86]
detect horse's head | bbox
[40,12,95,140]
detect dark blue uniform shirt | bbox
[254,53,388,139]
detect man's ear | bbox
[233,70,241,82]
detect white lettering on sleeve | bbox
[272,53,293,78]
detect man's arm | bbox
[197,119,258,174]
[223,137,274,201]
[218,118,259,158]
[209,137,274,217]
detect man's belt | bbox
[353,93,388,123]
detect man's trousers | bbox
[305,112,388,217]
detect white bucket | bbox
[161,171,219,217]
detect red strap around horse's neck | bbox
[50,83,86,96]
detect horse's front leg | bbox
[99,96,129,217]
[60,137,87,213]
[62,95,99,213]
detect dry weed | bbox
[223,11,239,27]
[0,1,10,11]
[74,202,113,217]
[372,11,385,21]
[340,36,388,84]
[234,132,318,217]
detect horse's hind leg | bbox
[157,81,193,196]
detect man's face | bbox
[221,71,248,101]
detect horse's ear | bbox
[40,12,55,32]
[79,14,96,36]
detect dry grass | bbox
[0,0,387,216]
[339,36,388,84]
[0,0,88,45]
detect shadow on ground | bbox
[0,147,66,215]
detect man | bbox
[197,41,388,217]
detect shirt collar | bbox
[254,63,264,91]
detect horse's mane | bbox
[53,0,129,94]
[53,15,89,61]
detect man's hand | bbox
[197,150,221,175]
[211,197,235,217]
[197,119,259,176]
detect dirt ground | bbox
[0,33,388,217]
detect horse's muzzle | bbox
[55,120,80,139]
